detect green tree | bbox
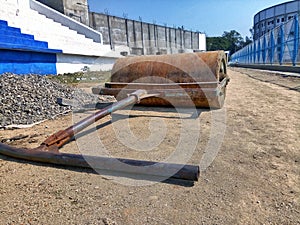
[206,30,252,54]
[207,37,230,51]
[222,30,244,53]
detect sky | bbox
[88,0,289,39]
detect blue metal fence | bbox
[231,15,300,66]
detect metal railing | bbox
[231,15,300,66]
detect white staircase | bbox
[0,0,128,57]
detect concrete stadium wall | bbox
[30,0,101,43]
[89,12,203,55]
[35,0,206,55]
[36,0,89,26]
[0,0,123,75]
[0,17,117,75]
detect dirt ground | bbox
[0,68,299,225]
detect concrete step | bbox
[2,15,66,30]
[32,33,93,43]
[0,35,48,48]
[0,1,110,57]
[0,28,34,40]
[22,31,95,47]
[0,20,8,26]
[48,42,104,53]
[3,22,86,42]
[0,23,21,33]
[9,10,90,37]
[0,42,62,54]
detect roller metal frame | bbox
[93,51,230,109]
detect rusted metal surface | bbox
[94,51,229,108]
[96,87,222,108]
[105,81,220,89]
[111,51,227,83]
[0,143,199,181]
[93,80,229,108]
[41,90,152,151]
[0,90,200,181]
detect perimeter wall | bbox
[89,12,205,55]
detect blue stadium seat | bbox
[0,19,62,74]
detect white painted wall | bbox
[56,54,117,74]
[199,33,206,51]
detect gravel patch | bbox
[0,73,115,127]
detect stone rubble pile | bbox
[0,73,115,127]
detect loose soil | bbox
[0,68,299,224]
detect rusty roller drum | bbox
[93,51,230,108]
